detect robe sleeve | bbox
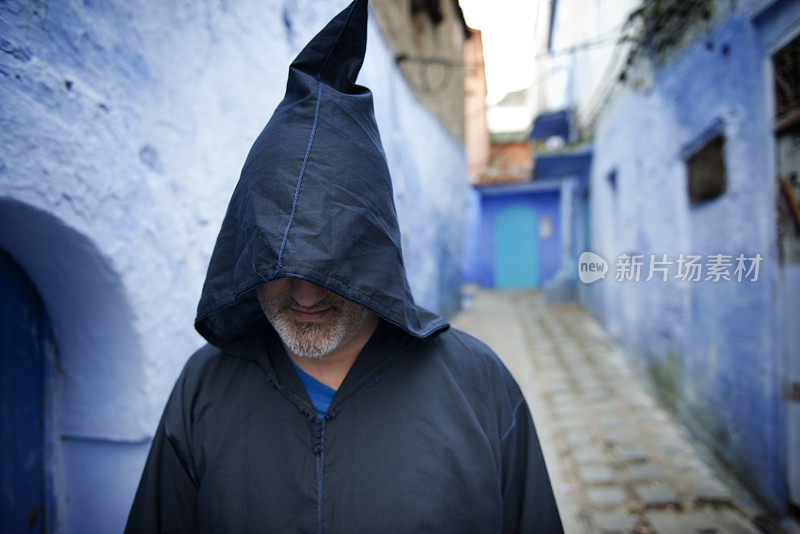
[125,359,201,534]
[500,396,563,534]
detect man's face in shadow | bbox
[256,278,370,358]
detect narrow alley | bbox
[452,289,768,534]
[3,0,798,530]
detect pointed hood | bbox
[195,0,448,356]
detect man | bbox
[126,0,563,532]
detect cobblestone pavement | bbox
[451,289,770,534]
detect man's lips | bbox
[289,306,332,322]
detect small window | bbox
[687,135,726,204]
[773,32,800,128]
[410,0,443,25]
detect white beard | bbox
[261,294,369,358]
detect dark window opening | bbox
[410,0,444,26]
[773,32,800,132]
[687,134,726,204]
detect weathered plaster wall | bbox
[371,0,467,143]
[0,1,466,531]
[587,13,787,509]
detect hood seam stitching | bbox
[276,0,358,275]
[500,398,524,442]
[275,81,323,275]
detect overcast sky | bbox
[459,0,543,104]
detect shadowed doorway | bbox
[0,248,54,532]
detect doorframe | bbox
[757,4,800,511]
[41,297,61,532]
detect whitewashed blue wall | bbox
[584,0,799,511]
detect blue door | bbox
[0,249,48,533]
[494,206,539,288]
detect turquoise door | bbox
[493,206,539,288]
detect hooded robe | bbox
[125,1,563,532]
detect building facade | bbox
[562,0,800,513]
[464,28,491,184]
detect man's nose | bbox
[289,279,327,308]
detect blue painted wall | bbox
[0,1,467,531]
[465,183,562,289]
[585,0,799,510]
[464,149,592,298]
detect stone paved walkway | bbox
[451,289,767,534]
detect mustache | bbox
[275,294,340,313]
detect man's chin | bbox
[264,302,367,359]
[276,318,343,358]
[284,334,340,359]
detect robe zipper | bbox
[261,370,328,533]
[312,418,326,534]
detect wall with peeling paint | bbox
[0,1,466,531]
[585,3,799,511]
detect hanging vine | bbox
[619,0,736,73]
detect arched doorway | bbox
[0,199,150,532]
[0,248,54,532]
